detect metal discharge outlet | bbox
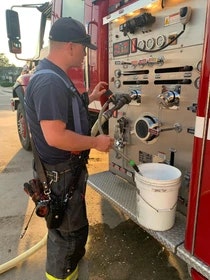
[157,90,180,108]
[134,115,159,143]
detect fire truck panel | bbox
[88,0,210,278]
[108,0,206,215]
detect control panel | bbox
[106,0,207,214]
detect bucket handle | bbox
[138,192,177,213]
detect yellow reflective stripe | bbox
[46,272,63,280]
[46,265,78,280]
[66,265,78,280]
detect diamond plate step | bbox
[88,171,210,278]
[88,170,185,253]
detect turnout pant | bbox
[43,159,89,279]
[46,225,88,279]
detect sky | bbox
[0,0,49,67]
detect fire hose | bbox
[0,233,47,274]
[91,91,142,174]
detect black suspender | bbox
[30,69,82,134]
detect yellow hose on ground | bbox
[0,233,47,274]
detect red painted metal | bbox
[16,74,31,93]
[67,0,109,103]
[191,269,208,280]
[185,0,210,274]
[84,0,109,98]
[108,0,137,10]
[51,0,63,24]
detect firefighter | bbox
[25,17,114,280]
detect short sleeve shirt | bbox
[25,59,90,164]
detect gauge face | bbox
[114,69,121,78]
[138,40,146,50]
[196,60,202,72]
[146,38,155,49]
[194,77,200,89]
[114,79,121,88]
[156,35,166,48]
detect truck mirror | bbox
[6,9,22,54]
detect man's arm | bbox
[40,120,114,153]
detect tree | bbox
[0,53,10,67]
[0,53,21,84]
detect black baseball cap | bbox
[49,17,97,50]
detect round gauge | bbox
[194,77,200,89]
[196,60,202,72]
[146,38,155,50]
[114,69,121,78]
[156,35,166,48]
[114,79,121,88]
[138,40,146,50]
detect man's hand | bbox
[95,134,115,152]
[89,81,108,103]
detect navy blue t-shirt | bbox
[25,59,90,164]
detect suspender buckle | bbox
[46,170,59,183]
[51,171,59,182]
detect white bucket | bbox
[135,163,181,231]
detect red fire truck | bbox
[6,0,210,279]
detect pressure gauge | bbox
[146,38,155,50]
[138,40,146,50]
[114,69,121,78]
[194,77,200,89]
[114,79,121,88]
[196,60,202,72]
[156,35,166,48]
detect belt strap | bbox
[45,168,72,183]
[30,137,51,196]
